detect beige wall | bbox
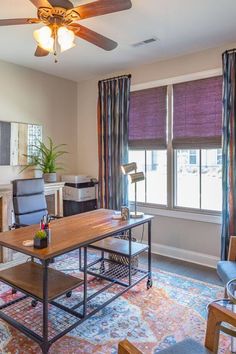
[77,44,232,177]
[0,59,78,184]
[77,44,235,265]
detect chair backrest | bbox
[12,178,48,226]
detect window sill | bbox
[133,203,221,224]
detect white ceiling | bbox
[0,0,236,82]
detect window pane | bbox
[146,150,167,205]
[189,150,197,165]
[201,149,222,211]
[175,149,200,208]
[128,150,145,202]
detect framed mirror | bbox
[0,121,42,166]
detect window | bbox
[146,150,167,205]
[128,150,145,203]
[175,149,222,211]
[217,149,222,165]
[128,149,167,205]
[151,151,158,171]
[173,76,223,212]
[189,150,197,165]
[201,149,222,211]
[129,75,223,214]
[128,85,168,206]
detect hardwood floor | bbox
[141,253,222,286]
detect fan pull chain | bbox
[54,51,58,64]
[53,33,58,64]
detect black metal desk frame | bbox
[0,219,152,354]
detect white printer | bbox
[61,175,98,216]
[61,175,97,202]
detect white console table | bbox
[44,182,65,217]
[0,181,65,263]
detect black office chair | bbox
[12,178,50,228]
[11,178,72,304]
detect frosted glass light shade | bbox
[33,26,54,52]
[58,26,75,52]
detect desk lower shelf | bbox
[0,262,83,301]
[90,237,148,257]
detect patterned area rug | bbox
[0,251,229,353]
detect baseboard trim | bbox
[149,242,219,269]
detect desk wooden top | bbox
[0,209,153,261]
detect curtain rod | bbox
[222,48,236,56]
[99,74,131,83]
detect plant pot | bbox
[34,237,48,249]
[43,173,57,183]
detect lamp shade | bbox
[58,26,76,52]
[33,26,54,52]
[121,162,137,175]
[128,171,145,184]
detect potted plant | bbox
[34,230,48,249]
[21,137,68,183]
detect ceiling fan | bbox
[0,0,132,61]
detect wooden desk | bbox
[0,209,153,353]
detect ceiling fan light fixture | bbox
[1,0,133,60]
[33,26,54,52]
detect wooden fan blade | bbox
[47,0,73,9]
[34,46,50,57]
[74,0,132,20]
[0,18,39,26]
[29,0,52,8]
[70,24,117,51]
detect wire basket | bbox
[108,233,139,273]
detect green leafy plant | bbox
[21,137,68,174]
[34,230,47,240]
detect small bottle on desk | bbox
[40,215,51,243]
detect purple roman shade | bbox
[129,86,167,149]
[173,76,223,149]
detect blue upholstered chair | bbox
[217,236,236,287]
[11,178,71,303]
[118,302,235,354]
[12,178,48,227]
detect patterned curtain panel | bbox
[97,75,131,210]
[221,50,236,260]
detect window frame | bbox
[129,69,222,217]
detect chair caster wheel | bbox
[66,291,72,298]
[31,300,38,307]
[12,288,17,295]
[147,279,153,289]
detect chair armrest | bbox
[10,223,29,230]
[49,215,62,220]
[228,236,236,260]
[118,340,142,354]
[205,302,236,351]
